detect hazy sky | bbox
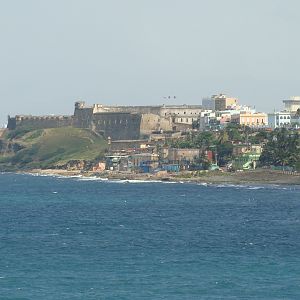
[1,0,300,125]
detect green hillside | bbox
[0,127,108,170]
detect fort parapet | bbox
[7,115,73,130]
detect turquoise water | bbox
[0,173,300,299]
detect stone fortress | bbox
[7,94,300,139]
[7,101,203,140]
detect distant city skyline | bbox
[1,0,300,126]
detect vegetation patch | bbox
[0,127,108,170]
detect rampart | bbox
[92,112,141,140]
[92,104,202,117]
[140,114,172,134]
[7,115,73,130]
[100,105,162,115]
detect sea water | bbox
[0,173,299,299]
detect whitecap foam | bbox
[76,176,108,181]
[111,179,163,184]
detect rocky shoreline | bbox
[19,168,300,186]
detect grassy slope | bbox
[0,127,108,170]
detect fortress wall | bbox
[102,106,162,115]
[97,105,202,117]
[140,114,172,135]
[160,106,202,117]
[172,116,198,125]
[73,107,94,129]
[7,117,16,130]
[92,113,141,140]
[8,116,73,130]
[172,122,193,132]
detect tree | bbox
[259,128,300,168]
[194,132,217,150]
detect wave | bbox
[11,172,300,190]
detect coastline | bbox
[16,168,300,186]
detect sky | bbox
[1,0,300,126]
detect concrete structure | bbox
[213,94,238,111]
[202,94,238,111]
[268,112,291,129]
[231,112,268,127]
[198,112,216,130]
[283,96,300,112]
[167,148,200,162]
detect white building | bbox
[268,112,291,129]
[283,96,300,112]
[291,115,300,128]
[198,112,216,130]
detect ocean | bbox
[0,173,299,299]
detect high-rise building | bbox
[202,94,238,111]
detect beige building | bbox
[231,112,268,127]
[213,94,238,111]
[203,94,238,111]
